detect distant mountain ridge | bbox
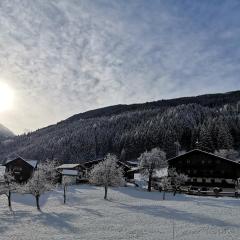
[65,90,240,123]
[1,90,240,163]
[0,124,14,140]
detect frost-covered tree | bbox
[138,148,167,192]
[0,171,20,211]
[89,154,125,199]
[23,160,58,210]
[198,123,214,152]
[214,149,239,161]
[62,176,74,204]
[168,168,188,196]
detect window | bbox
[187,160,190,164]
[201,160,205,164]
[193,170,197,174]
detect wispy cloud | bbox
[0,0,240,133]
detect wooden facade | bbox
[168,149,240,188]
[4,157,38,183]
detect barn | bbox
[168,149,240,188]
[4,156,38,182]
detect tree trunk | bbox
[163,190,166,200]
[173,188,177,196]
[64,185,66,204]
[36,195,41,211]
[104,185,108,200]
[148,172,153,192]
[8,190,12,210]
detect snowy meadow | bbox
[0,185,239,240]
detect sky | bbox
[0,0,240,134]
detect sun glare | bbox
[0,82,14,112]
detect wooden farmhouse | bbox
[4,156,38,182]
[168,149,240,188]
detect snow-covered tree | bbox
[214,149,239,161]
[62,176,74,204]
[23,160,58,210]
[89,154,125,199]
[138,148,167,192]
[0,171,18,210]
[168,168,188,196]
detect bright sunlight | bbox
[0,82,14,112]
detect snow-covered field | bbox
[0,185,239,240]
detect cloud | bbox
[0,0,240,133]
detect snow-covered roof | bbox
[62,169,78,176]
[57,164,80,169]
[168,149,240,165]
[126,161,139,165]
[25,160,38,168]
[5,157,38,168]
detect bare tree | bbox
[89,154,125,199]
[138,148,167,192]
[23,160,58,211]
[160,176,171,200]
[62,176,74,204]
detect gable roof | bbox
[5,156,38,168]
[168,149,240,165]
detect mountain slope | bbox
[65,90,240,123]
[0,90,240,163]
[0,124,14,140]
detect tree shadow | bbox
[116,202,240,228]
[81,207,103,217]
[8,210,79,233]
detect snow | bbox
[25,160,38,168]
[155,167,168,178]
[0,185,240,240]
[5,158,38,168]
[0,165,5,181]
[62,170,78,176]
[57,164,80,169]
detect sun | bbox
[0,82,14,112]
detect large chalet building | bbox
[168,149,240,188]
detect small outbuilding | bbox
[57,163,86,183]
[4,156,38,182]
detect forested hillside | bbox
[1,91,240,163]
